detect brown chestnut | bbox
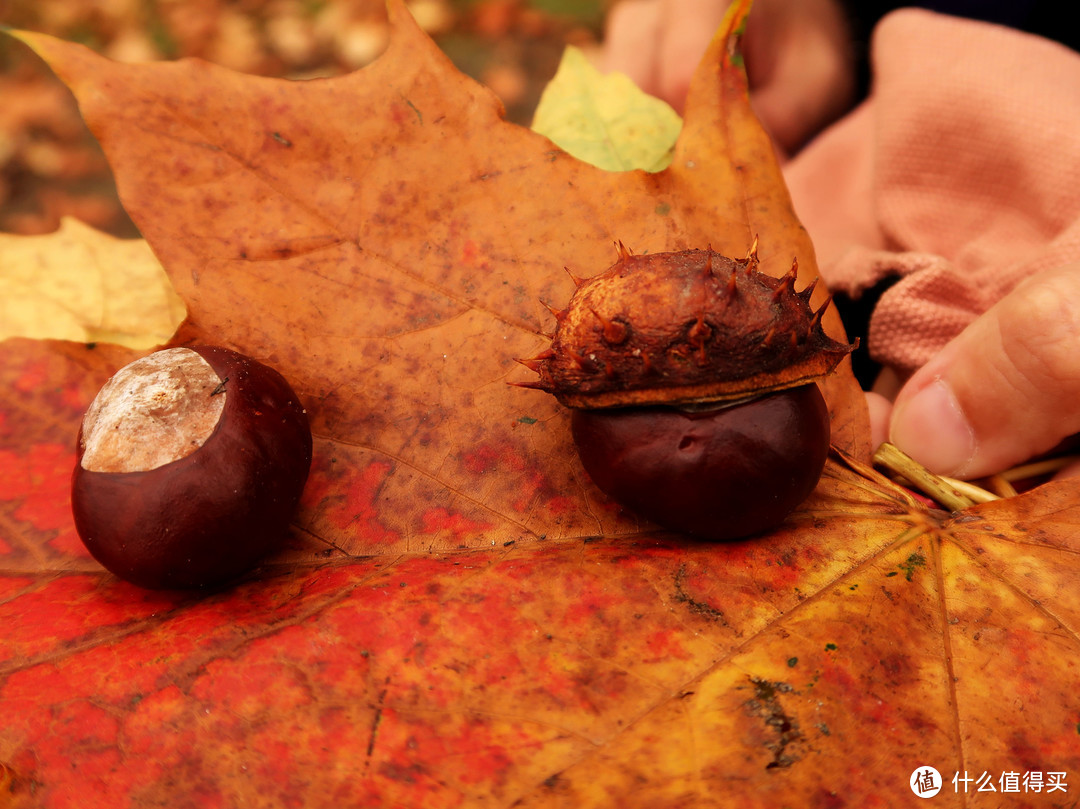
[570,384,830,540]
[71,345,312,589]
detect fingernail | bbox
[889,379,976,476]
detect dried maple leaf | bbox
[2,2,1078,807]
[7,0,869,556]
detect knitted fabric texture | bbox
[784,9,1080,374]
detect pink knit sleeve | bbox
[784,9,1080,377]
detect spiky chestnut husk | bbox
[71,346,312,589]
[515,243,855,541]
[518,243,854,409]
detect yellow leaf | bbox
[531,46,682,172]
[0,217,185,349]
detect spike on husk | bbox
[745,235,759,264]
[564,267,586,288]
[590,308,629,345]
[514,348,556,373]
[771,260,798,301]
[541,300,566,322]
[797,276,819,303]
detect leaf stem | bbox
[998,455,1079,482]
[871,442,978,512]
[938,475,1000,504]
[982,474,1018,498]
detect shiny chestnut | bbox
[71,345,312,589]
[571,385,830,540]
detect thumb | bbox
[889,264,1080,478]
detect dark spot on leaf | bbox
[673,564,727,626]
[379,760,425,784]
[745,677,801,769]
[899,552,926,581]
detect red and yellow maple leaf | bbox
[1,2,1078,806]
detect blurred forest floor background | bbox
[0,0,605,238]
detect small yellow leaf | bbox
[531,46,682,172]
[0,217,185,349]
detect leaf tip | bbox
[2,27,40,49]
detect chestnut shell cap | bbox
[522,248,856,409]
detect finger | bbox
[602,0,666,98]
[742,0,854,153]
[889,264,1080,478]
[653,0,729,112]
[865,391,893,452]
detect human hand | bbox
[602,0,856,156]
[870,265,1080,479]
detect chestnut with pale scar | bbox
[79,348,225,474]
[71,346,312,589]
[515,242,855,540]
